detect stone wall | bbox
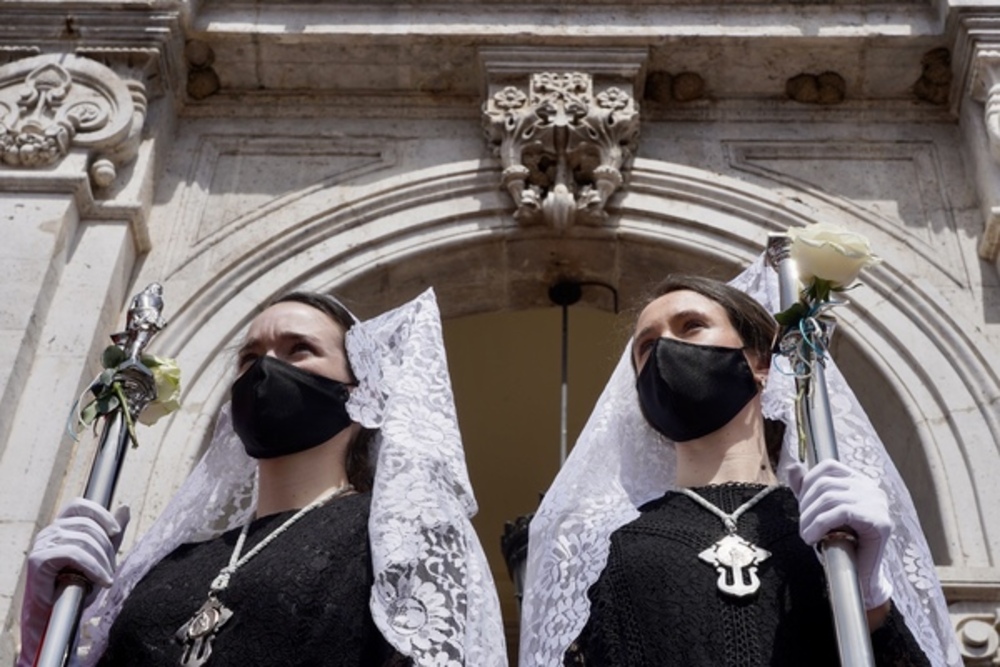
[1,0,1000,663]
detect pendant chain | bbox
[175,483,355,666]
[210,483,354,593]
[678,485,778,534]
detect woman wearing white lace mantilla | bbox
[519,256,961,667]
[18,289,507,667]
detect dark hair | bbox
[640,275,784,467]
[646,275,777,364]
[270,291,376,493]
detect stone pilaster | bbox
[954,15,1000,264]
[0,19,181,658]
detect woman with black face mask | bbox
[17,291,507,667]
[519,263,957,666]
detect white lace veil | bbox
[79,289,507,667]
[518,254,961,667]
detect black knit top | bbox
[566,484,930,667]
[97,491,401,667]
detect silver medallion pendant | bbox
[175,595,233,667]
[698,534,771,598]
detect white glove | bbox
[788,459,893,610]
[18,499,130,667]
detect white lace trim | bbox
[519,254,961,667]
[348,290,506,667]
[79,289,507,667]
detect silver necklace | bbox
[174,483,354,666]
[678,485,778,598]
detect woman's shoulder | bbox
[173,489,375,554]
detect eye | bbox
[237,351,258,372]
[290,341,315,355]
[633,337,655,364]
[682,318,707,333]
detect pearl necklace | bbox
[174,483,354,666]
[678,485,778,598]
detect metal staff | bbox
[34,284,166,667]
[766,235,876,667]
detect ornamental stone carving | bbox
[0,53,145,187]
[483,71,639,229]
[970,49,1000,163]
[952,606,1000,664]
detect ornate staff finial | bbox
[37,282,173,667]
[111,283,166,358]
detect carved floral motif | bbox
[483,71,639,229]
[0,54,143,183]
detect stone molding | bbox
[969,46,1000,261]
[951,601,1000,665]
[724,140,968,287]
[481,48,646,230]
[0,53,146,189]
[951,14,1000,261]
[969,49,1000,159]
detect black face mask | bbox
[231,356,354,459]
[635,337,759,442]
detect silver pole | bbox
[559,302,569,466]
[34,284,166,667]
[766,235,876,667]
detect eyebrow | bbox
[671,308,713,323]
[237,331,323,358]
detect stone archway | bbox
[119,157,1000,623]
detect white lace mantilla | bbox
[519,254,961,667]
[79,289,507,667]
[346,290,507,667]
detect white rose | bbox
[788,223,880,288]
[138,355,182,426]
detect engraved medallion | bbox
[170,485,353,667]
[175,596,233,667]
[698,534,771,597]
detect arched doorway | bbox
[116,157,1000,655]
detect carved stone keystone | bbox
[481,48,644,229]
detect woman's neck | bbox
[255,424,357,516]
[673,400,776,488]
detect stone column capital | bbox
[0,52,147,188]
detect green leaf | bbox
[112,382,142,449]
[95,393,120,415]
[813,278,833,303]
[80,401,99,426]
[94,369,116,394]
[774,301,807,326]
[102,345,126,369]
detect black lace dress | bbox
[566,484,931,667]
[97,491,402,667]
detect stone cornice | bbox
[178,91,956,126]
[181,3,947,107]
[195,4,941,39]
[0,5,185,97]
[0,6,183,46]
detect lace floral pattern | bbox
[346,291,505,666]
[79,289,507,667]
[520,254,961,667]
